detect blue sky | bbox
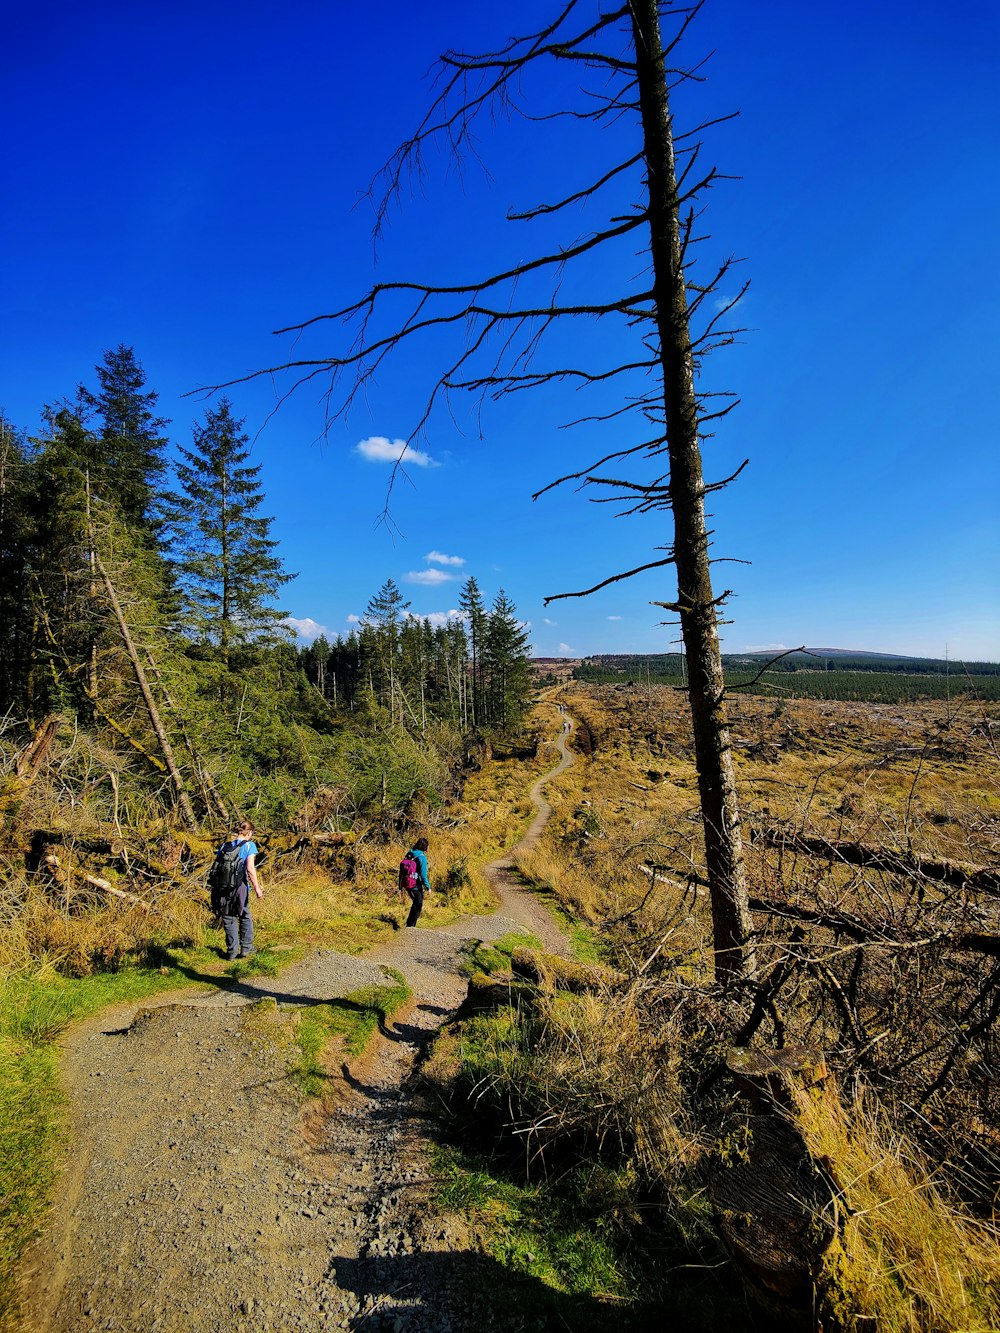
[3,1,998,661]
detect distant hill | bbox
[576,649,999,672]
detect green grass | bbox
[432,1143,633,1301]
[290,968,411,1096]
[460,932,542,978]
[226,946,285,980]
[430,1142,750,1330]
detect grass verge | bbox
[459,932,542,979]
[289,968,411,1096]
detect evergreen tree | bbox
[83,345,169,530]
[460,575,487,729]
[165,398,292,661]
[20,404,100,716]
[0,415,32,713]
[364,578,410,720]
[483,589,531,735]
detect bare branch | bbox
[544,555,676,604]
[509,152,644,221]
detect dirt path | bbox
[22,716,577,1333]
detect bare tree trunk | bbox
[94,554,199,832]
[631,0,756,985]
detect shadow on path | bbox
[328,1249,628,1333]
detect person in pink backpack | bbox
[399,836,431,927]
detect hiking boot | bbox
[237,950,255,959]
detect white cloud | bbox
[543,618,556,626]
[425,550,465,567]
[405,568,458,586]
[744,643,788,653]
[607,615,623,621]
[714,293,747,313]
[284,616,330,643]
[346,613,363,625]
[558,642,575,655]
[355,436,438,468]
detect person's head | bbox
[237,819,255,838]
[414,836,429,852]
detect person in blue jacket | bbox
[404,836,431,927]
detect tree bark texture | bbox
[630,0,756,984]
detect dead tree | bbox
[211,1,756,983]
[94,553,198,832]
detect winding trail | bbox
[22,713,577,1333]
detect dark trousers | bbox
[405,887,424,927]
[222,905,254,958]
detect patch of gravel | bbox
[21,725,579,1332]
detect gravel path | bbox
[21,718,577,1333]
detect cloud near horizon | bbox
[405,567,457,586]
[558,642,575,655]
[284,616,330,643]
[744,643,788,653]
[425,550,464,567]
[355,436,438,468]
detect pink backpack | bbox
[398,855,419,892]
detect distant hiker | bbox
[399,836,431,928]
[208,819,263,960]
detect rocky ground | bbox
[20,726,576,1333]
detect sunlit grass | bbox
[289,969,411,1096]
[797,1090,1000,1332]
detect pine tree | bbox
[165,398,292,662]
[0,415,32,713]
[364,578,410,720]
[460,575,487,730]
[83,345,169,531]
[20,403,101,716]
[483,589,531,735]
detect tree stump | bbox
[726,1045,830,1115]
[711,1046,839,1325]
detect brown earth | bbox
[20,719,577,1333]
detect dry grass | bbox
[0,873,206,978]
[798,1090,1000,1332]
[556,683,1000,872]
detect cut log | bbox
[711,1112,837,1313]
[43,852,150,908]
[726,1045,829,1115]
[754,825,1000,895]
[271,831,354,858]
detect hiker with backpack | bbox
[398,836,431,927]
[208,819,263,960]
